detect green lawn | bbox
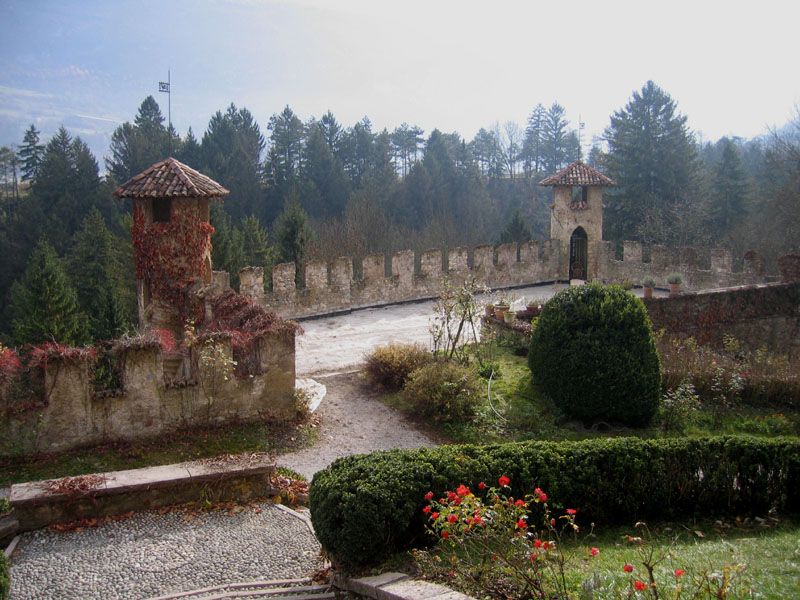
[380,341,800,446]
[412,517,800,599]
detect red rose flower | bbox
[634,581,646,591]
[422,506,431,514]
[456,484,470,496]
[498,475,510,487]
[516,519,527,529]
[478,482,486,490]
[448,514,458,524]
[566,508,577,515]
[442,531,450,539]
[675,569,685,578]
[425,491,434,501]
[590,547,599,556]
[623,563,633,573]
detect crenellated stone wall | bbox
[243,240,777,319]
[2,333,296,455]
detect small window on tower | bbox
[153,199,171,223]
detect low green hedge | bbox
[309,436,800,568]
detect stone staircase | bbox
[162,352,186,379]
[144,578,335,600]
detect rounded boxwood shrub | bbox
[404,360,482,422]
[528,283,661,426]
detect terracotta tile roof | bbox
[539,161,616,187]
[113,157,229,199]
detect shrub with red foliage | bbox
[202,290,302,377]
[0,346,21,387]
[28,342,97,370]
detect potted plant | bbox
[485,303,495,318]
[642,276,656,299]
[493,302,510,320]
[525,297,544,317]
[493,293,511,319]
[667,272,683,296]
[504,309,517,324]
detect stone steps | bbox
[163,354,185,379]
[144,578,335,600]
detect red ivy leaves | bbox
[0,346,22,386]
[29,342,97,370]
[132,203,214,311]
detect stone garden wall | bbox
[2,333,296,455]
[643,282,800,356]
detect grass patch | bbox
[376,341,800,446]
[0,415,317,488]
[411,516,800,599]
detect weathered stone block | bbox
[496,243,517,268]
[272,263,296,295]
[392,250,415,288]
[363,253,385,283]
[448,246,469,272]
[711,247,732,273]
[420,249,442,279]
[330,257,353,290]
[520,240,539,263]
[624,240,643,263]
[239,266,264,300]
[473,245,493,270]
[305,261,328,292]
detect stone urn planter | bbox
[503,310,517,324]
[493,304,510,320]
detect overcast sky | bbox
[1,0,798,165]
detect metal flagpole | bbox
[159,70,171,156]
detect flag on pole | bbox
[159,81,170,93]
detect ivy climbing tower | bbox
[114,158,229,339]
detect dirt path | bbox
[276,372,437,481]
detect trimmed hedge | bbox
[309,436,800,568]
[528,283,661,426]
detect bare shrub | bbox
[363,342,430,390]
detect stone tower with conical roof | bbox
[114,158,229,336]
[540,161,615,281]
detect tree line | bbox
[1,80,798,346]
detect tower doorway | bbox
[570,227,588,280]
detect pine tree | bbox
[10,240,89,346]
[17,124,44,182]
[238,214,273,269]
[210,203,244,287]
[709,137,751,236]
[603,81,700,243]
[275,189,314,286]
[496,209,533,246]
[106,96,169,183]
[68,208,129,341]
[178,127,203,169]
